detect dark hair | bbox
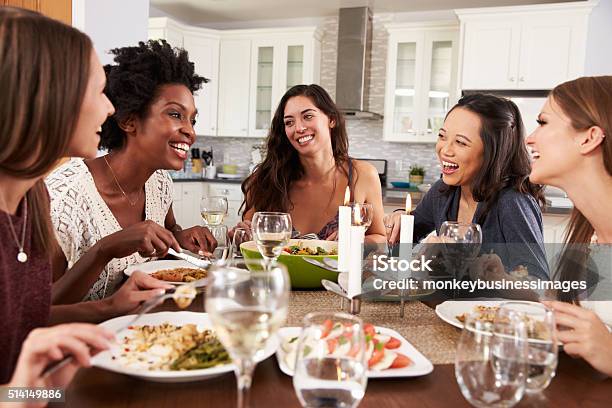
[100,39,207,151]
[549,76,612,302]
[442,94,545,224]
[241,84,349,215]
[0,7,93,251]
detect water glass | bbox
[439,221,482,280]
[251,212,292,267]
[293,312,368,408]
[201,195,229,226]
[206,259,290,408]
[208,224,229,261]
[231,227,252,259]
[455,309,528,407]
[499,302,558,392]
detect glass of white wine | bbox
[350,202,373,228]
[206,259,289,408]
[251,212,292,268]
[200,195,228,226]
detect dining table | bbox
[50,291,612,408]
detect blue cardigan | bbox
[413,179,549,280]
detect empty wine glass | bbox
[209,224,229,261]
[455,309,528,407]
[206,259,290,408]
[498,302,558,392]
[231,227,252,260]
[439,221,482,281]
[201,195,229,226]
[293,312,368,408]
[251,212,292,268]
[350,203,373,228]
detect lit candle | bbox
[348,210,365,299]
[337,186,351,272]
[399,194,414,261]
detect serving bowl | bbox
[390,181,411,188]
[240,239,338,289]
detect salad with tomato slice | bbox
[280,320,413,372]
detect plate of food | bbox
[91,311,278,382]
[276,322,433,378]
[435,300,552,342]
[241,239,338,289]
[124,260,208,284]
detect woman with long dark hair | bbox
[387,94,548,279]
[241,84,386,242]
[0,7,170,387]
[527,76,612,376]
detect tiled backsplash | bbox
[192,13,441,184]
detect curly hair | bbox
[100,39,208,151]
[241,84,350,215]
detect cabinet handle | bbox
[211,126,216,130]
[509,77,515,82]
[241,128,247,132]
[519,76,525,82]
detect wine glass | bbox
[231,227,252,260]
[293,312,368,408]
[350,202,373,228]
[455,309,529,407]
[209,224,230,261]
[206,259,290,408]
[498,302,558,392]
[251,212,292,268]
[201,195,229,226]
[439,221,482,280]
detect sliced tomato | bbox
[384,337,401,350]
[363,323,376,337]
[321,319,333,338]
[327,338,338,353]
[390,353,412,369]
[347,342,361,358]
[367,342,384,368]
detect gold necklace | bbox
[103,155,142,207]
[0,194,28,262]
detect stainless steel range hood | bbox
[335,7,382,120]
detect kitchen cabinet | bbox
[217,39,252,137]
[172,181,244,229]
[247,31,321,137]
[4,0,71,24]
[149,18,220,137]
[383,22,459,143]
[172,182,207,229]
[456,2,594,90]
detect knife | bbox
[167,248,211,269]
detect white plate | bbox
[435,300,507,329]
[275,326,433,378]
[124,260,205,285]
[92,311,278,382]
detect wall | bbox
[584,0,612,76]
[193,12,448,183]
[73,0,150,65]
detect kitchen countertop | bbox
[171,176,244,184]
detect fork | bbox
[41,279,207,378]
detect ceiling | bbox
[150,0,581,25]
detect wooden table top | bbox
[51,294,612,408]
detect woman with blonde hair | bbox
[0,7,170,388]
[526,75,612,375]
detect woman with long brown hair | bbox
[0,7,170,387]
[527,76,612,375]
[240,84,386,242]
[386,94,548,279]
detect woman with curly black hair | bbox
[46,40,217,303]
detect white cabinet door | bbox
[206,182,244,228]
[217,39,251,137]
[179,183,206,228]
[148,18,184,48]
[384,24,458,143]
[249,40,280,137]
[461,20,520,89]
[183,34,219,136]
[518,19,574,89]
